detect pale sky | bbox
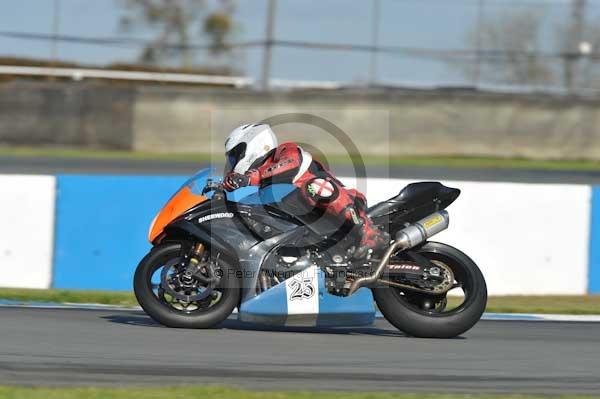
[0,0,588,86]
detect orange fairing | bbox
[148,186,207,242]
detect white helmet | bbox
[224,123,278,174]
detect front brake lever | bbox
[209,181,226,201]
[212,187,225,201]
[202,179,224,196]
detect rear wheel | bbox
[373,241,487,338]
[134,242,240,328]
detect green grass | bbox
[0,386,596,399]
[484,295,600,315]
[0,288,137,307]
[1,288,600,315]
[2,145,600,171]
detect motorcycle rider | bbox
[222,123,389,258]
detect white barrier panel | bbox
[349,178,591,295]
[0,175,55,289]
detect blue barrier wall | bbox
[53,175,185,290]
[589,187,600,294]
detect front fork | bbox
[181,243,219,285]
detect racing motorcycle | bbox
[134,168,487,338]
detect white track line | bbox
[482,313,600,322]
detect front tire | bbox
[373,241,487,338]
[134,242,240,328]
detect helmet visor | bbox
[224,142,247,174]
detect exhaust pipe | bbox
[347,210,450,295]
[393,210,450,249]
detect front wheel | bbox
[373,241,487,338]
[134,242,240,328]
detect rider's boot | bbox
[345,207,390,259]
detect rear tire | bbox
[134,242,240,328]
[373,241,487,338]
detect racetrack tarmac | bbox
[1,307,599,395]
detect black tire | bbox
[134,242,240,328]
[373,241,487,338]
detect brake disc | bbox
[159,258,214,302]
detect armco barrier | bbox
[0,175,55,289]
[0,173,598,295]
[53,175,184,290]
[431,181,591,295]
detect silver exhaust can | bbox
[395,210,450,249]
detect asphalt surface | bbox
[1,307,599,395]
[3,155,600,183]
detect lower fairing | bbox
[238,265,375,327]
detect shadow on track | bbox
[102,312,162,328]
[101,311,407,337]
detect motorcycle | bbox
[134,168,487,338]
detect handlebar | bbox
[203,179,226,200]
